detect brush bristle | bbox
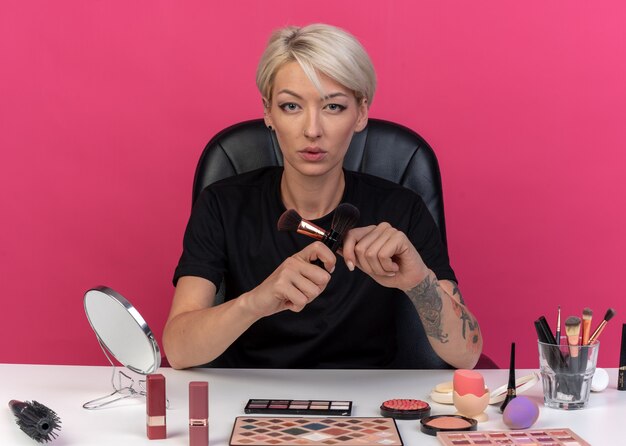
[12,400,61,443]
[277,209,302,232]
[565,316,581,336]
[582,307,593,319]
[604,308,616,321]
[331,203,360,240]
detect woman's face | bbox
[264,61,368,179]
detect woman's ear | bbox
[354,98,369,132]
[262,98,273,128]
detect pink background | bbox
[1,1,625,369]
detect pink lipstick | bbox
[189,381,209,446]
[147,374,166,439]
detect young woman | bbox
[163,24,482,369]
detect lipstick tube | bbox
[189,381,209,446]
[147,374,166,439]
[617,324,626,390]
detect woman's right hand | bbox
[241,241,336,318]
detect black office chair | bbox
[192,118,496,369]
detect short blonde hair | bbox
[256,24,376,106]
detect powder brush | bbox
[587,308,616,345]
[277,203,360,253]
[277,209,327,241]
[8,399,61,443]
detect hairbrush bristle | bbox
[277,209,303,232]
[604,308,616,321]
[9,400,61,443]
[582,307,593,319]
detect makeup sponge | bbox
[591,368,609,392]
[502,396,539,430]
[453,370,486,397]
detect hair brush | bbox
[8,399,61,443]
[277,203,360,253]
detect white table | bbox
[1,364,623,445]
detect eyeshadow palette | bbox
[437,428,591,446]
[245,399,352,416]
[230,416,403,445]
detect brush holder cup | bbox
[538,338,599,410]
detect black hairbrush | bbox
[9,400,61,443]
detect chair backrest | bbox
[192,118,451,368]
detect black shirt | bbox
[174,167,456,368]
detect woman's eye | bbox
[325,103,347,112]
[279,103,300,112]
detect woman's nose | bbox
[303,110,322,139]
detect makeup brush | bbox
[327,203,360,252]
[587,308,616,345]
[8,400,61,443]
[565,316,582,358]
[500,342,516,413]
[555,306,561,345]
[277,209,327,241]
[581,307,593,346]
[277,204,360,253]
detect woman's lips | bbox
[298,147,327,161]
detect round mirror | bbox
[84,286,161,375]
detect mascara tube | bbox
[617,324,626,390]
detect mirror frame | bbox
[84,286,161,375]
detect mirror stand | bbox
[83,337,147,410]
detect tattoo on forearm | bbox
[407,276,481,350]
[452,281,465,305]
[452,299,480,345]
[407,274,449,343]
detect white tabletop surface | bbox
[1,364,624,445]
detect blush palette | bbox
[245,399,352,416]
[229,416,403,445]
[436,428,590,446]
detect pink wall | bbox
[1,1,625,369]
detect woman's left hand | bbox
[341,222,430,291]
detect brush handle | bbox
[8,400,28,416]
[588,321,607,345]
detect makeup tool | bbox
[189,381,208,446]
[436,428,590,446]
[8,400,61,443]
[83,286,161,409]
[147,374,166,440]
[244,399,352,416]
[379,399,430,420]
[581,307,593,345]
[277,203,360,253]
[555,305,561,345]
[587,307,616,344]
[617,324,626,390]
[502,396,539,430]
[452,369,489,422]
[430,373,539,405]
[419,414,477,437]
[229,417,403,446]
[499,342,516,413]
[535,316,558,345]
[565,316,581,357]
